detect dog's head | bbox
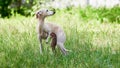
[36,9,55,19]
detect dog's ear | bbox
[36,11,42,18]
[36,12,39,18]
[36,11,39,18]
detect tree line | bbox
[0,0,39,18]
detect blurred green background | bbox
[0,0,120,23]
[0,0,120,68]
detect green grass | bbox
[0,7,120,68]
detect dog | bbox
[36,8,69,55]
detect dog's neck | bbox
[38,18,45,27]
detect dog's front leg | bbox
[46,32,51,44]
[38,34,43,54]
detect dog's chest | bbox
[43,24,51,32]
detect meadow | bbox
[0,7,120,68]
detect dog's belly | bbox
[56,32,66,43]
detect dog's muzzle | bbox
[51,8,56,14]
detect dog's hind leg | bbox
[57,42,68,55]
[50,33,57,53]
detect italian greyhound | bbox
[36,9,70,55]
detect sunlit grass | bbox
[0,7,120,68]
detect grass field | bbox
[0,7,120,68]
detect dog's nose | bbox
[53,11,55,14]
[51,8,55,14]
